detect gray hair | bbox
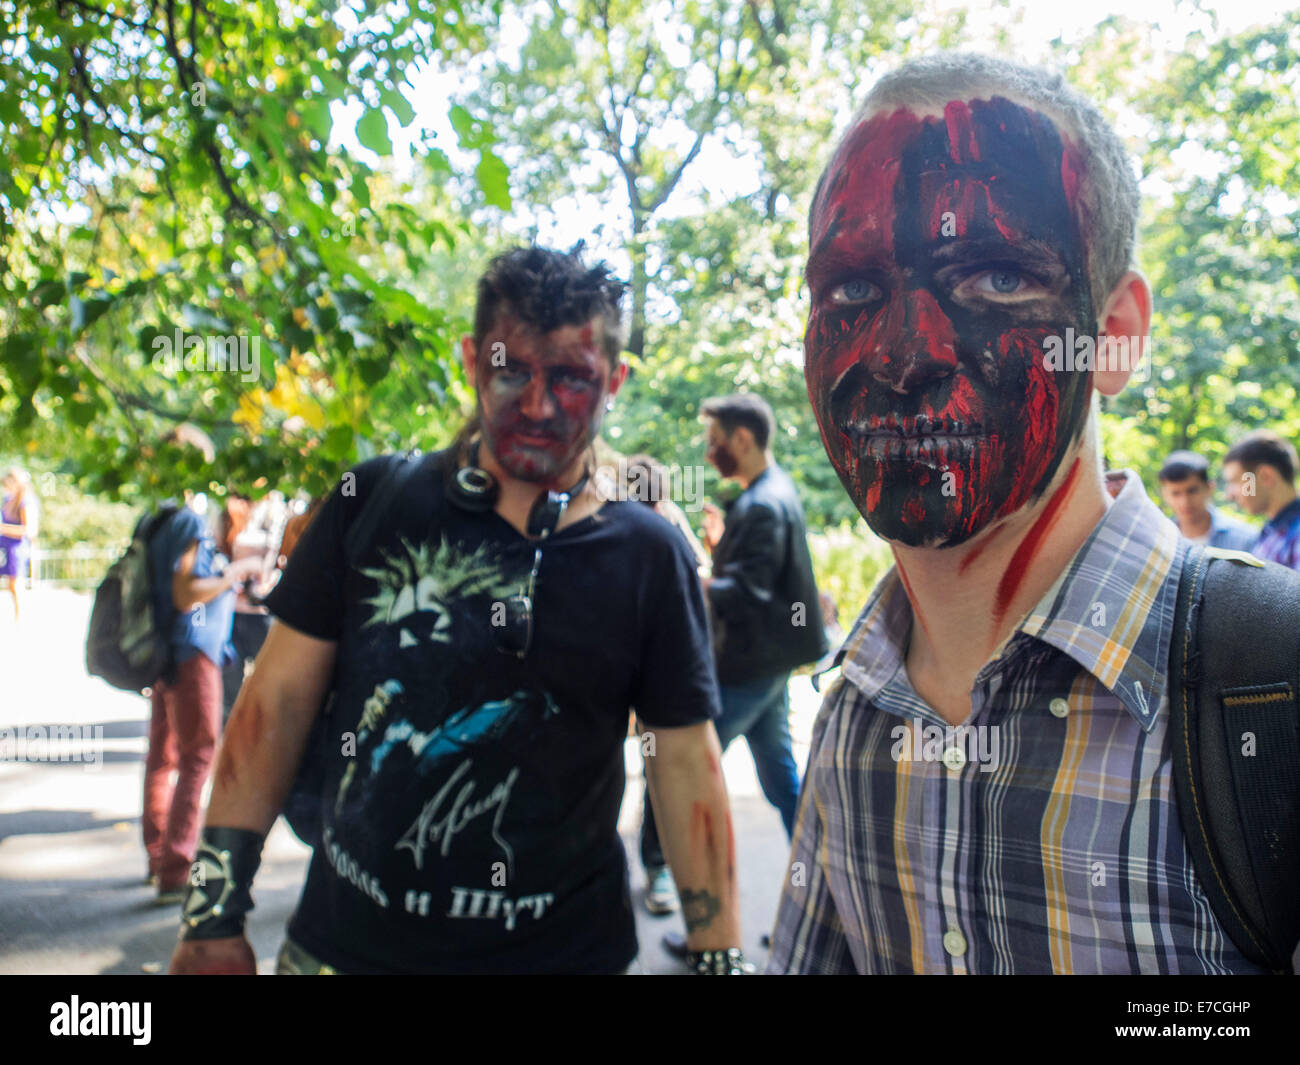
[825,52,1140,312]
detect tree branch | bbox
[70,343,238,429]
[161,0,273,234]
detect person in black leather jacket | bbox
[658,392,831,959]
[699,393,829,837]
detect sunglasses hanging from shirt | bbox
[449,440,590,657]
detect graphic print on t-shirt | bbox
[358,534,518,645]
[332,533,561,884]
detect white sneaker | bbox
[645,866,678,915]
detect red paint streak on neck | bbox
[993,458,1082,626]
[893,555,931,643]
[958,524,1004,575]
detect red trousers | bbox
[143,653,223,885]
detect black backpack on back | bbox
[1168,543,1300,974]
[86,504,178,693]
[281,451,424,848]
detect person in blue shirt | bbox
[1223,429,1300,571]
[1157,450,1257,551]
[143,493,262,901]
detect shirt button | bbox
[941,746,966,772]
[943,929,967,956]
[1049,697,1069,718]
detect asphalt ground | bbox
[0,587,819,975]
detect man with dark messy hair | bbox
[771,53,1296,973]
[1223,429,1300,570]
[472,243,626,365]
[169,245,750,975]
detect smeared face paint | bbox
[704,420,740,478]
[804,97,1096,547]
[476,314,612,484]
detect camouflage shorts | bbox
[275,937,341,975]
[275,935,636,974]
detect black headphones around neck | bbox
[449,441,590,540]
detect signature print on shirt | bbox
[333,680,562,871]
[397,758,522,872]
[386,689,559,872]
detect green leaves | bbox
[475,151,511,208]
[0,0,489,502]
[5,0,1297,517]
[356,108,393,155]
[381,87,416,128]
[69,295,113,335]
[1103,10,1300,479]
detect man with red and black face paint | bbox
[169,247,749,976]
[806,97,1096,552]
[770,55,1290,974]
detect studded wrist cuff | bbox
[687,947,748,975]
[179,827,265,940]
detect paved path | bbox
[0,588,822,974]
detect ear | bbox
[606,359,629,397]
[460,335,478,390]
[733,425,757,455]
[1092,269,1152,398]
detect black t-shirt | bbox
[264,450,720,973]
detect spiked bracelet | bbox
[179,827,265,940]
[687,947,749,975]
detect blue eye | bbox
[829,278,881,305]
[968,269,1043,299]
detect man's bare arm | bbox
[641,719,741,952]
[169,621,335,973]
[207,620,337,833]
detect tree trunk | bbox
[627,218,648,359]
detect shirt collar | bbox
[1017,469,1181,730]
[838,568,910,706]
[1265,497,1300,531]
[839,469,1182,732]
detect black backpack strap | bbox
[281,448,424,849]
[1169,542,1300,973]
[344,449,424,569]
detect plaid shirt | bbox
[1253,498,1300,572]
[768,471,1265,974]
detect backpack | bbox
[282,451,425,848]
[1168,543,1300,974]
[85,504,179,693]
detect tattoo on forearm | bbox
[680,888,721,932]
